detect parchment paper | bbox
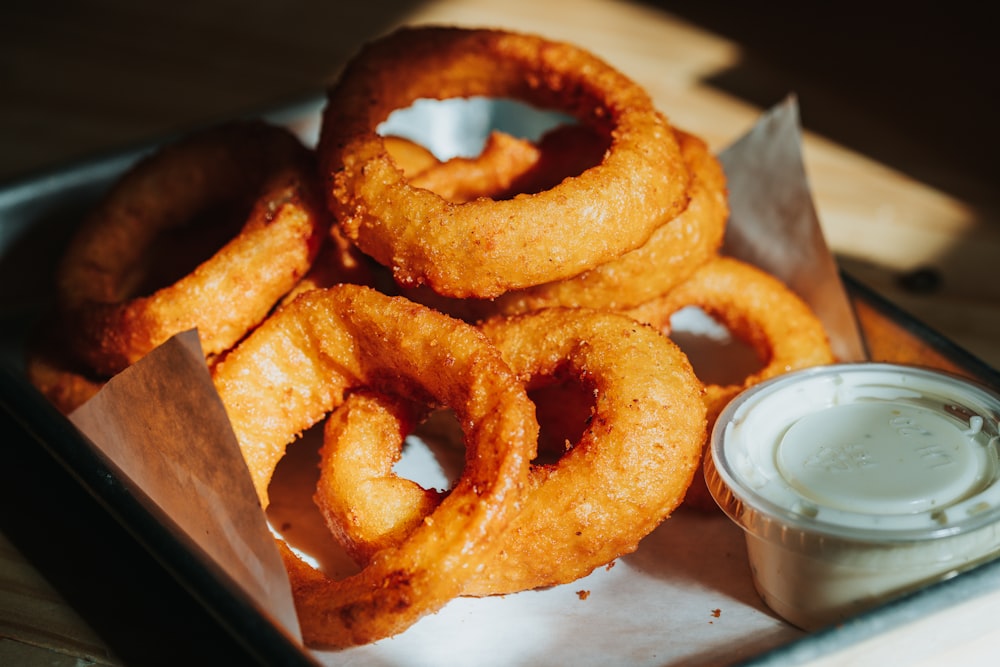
[68,330,302,643]
[718,96,866,363]
[66,97,863,666]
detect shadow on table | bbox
[650,0,998,217]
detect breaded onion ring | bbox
[279,224,380,305]
[315,390,439,563]
[318,25,690,298]
[626,256,835,509]
[404,128,727,320]
[211,284,537,647]
[408,130,544,204]
[490,129,727,312]
[626,256,835,420]
[315,307,707,595]
[382,134,441,177]
[56,121,328,376]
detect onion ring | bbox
[408,130,544,204]
[318,25,691,298]
[490,128,727,312]
[56,121,328,376]
[403,127,727,320]
[626,256,834,509]
[382,134,441,177]
[315,390,439,564]
[211,284,537,646]
[315,307,707,595]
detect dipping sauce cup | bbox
[705,363,1000,630]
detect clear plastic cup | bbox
[705,363,1000,630]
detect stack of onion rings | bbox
[29,23,843,648]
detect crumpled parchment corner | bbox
[720,95,867,363]
[69,329,301,642]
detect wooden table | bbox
[2,1,998,665]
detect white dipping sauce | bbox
[705,363,1000,630]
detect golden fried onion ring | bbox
[403,127,727,320]
[626,256,835,509]
[490,129,727,313]
[211,284,537,646]
[408,130,544,204]
[381,134,441,177]
[627,256,835,420]
[56,121,328,376]
[315,391,439,564]
[315,307,707,595]
[318,25,690,298]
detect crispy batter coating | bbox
[627,256,835,509]
[211,284,537,647]
[404,128,728,320]
[318,25,690,298]
[278,223,380,305]
[56,121,328,376]
[315,307,707,595]
[408,130,543,204]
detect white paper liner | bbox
[68,330,302,642]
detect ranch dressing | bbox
[704,363,1000,630]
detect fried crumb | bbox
[577,590,590,600]
[711,608,721,618]
[605,560,616,571]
